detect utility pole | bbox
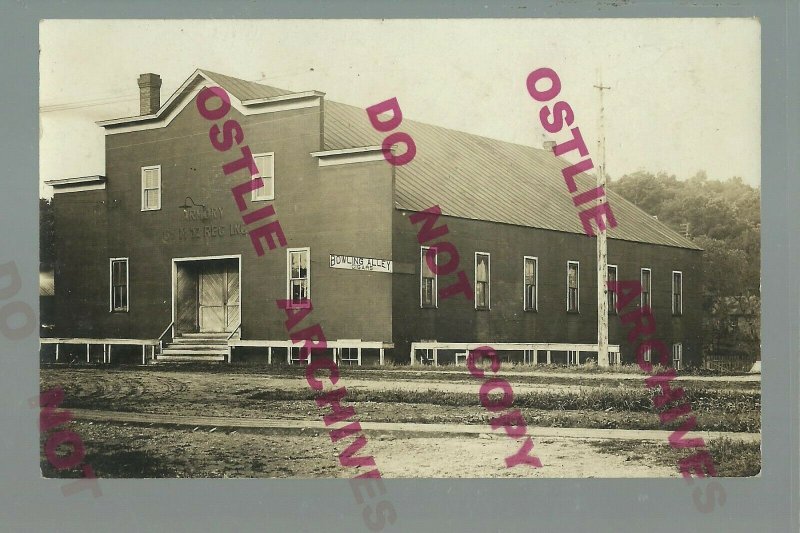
[594,75,611,367]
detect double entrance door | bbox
[175,258,240,334]
[198,260,239,332]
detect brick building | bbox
[44,69,703,367]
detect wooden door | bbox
[198,261,239,332]
[225,263,240,331]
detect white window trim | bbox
[109,257,129,312]
[640,267,652,308]
[672,270,683,315]
[251,152,275,202]
[672,342,683,370]
[475,252,491,310]
[523,256,538,312]
[607,264,618,315]
[140,165,161,211]
[286,247,310,308]
[420,246,438,309]
[567,260,580,313]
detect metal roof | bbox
[200,70,295,101]
[102,70,700,250]
[324,100,701,250]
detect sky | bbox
[39,18,761,198]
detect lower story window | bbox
[607,265,618,313]
[287,248,310,307]
[567,261,579,312]
[475,252,490,310]
[672,343,683,370]
[524,256,538,311]
[420,246,437,308]
[109,258,128,312]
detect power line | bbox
[40,94,139,113]
[39,67,325,113]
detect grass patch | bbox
[589,437,760,477]
[41,361,755,377]
[235,385,760,430]
[241,386,759,414]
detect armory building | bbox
[44,69,703,367]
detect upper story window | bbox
[141,165,161,211]
[523,256,538,311]
[287,248,310,308]
[641,268,652,308]
[672,271,683,315]
[251,153,275,201]
[109,258,129,312]
[607,265,618,314]
[567,261,579,313]
[475,252,490,310]
[420,246,437,308]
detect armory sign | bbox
[329,254,393,273]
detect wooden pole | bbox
[595,74,611,368]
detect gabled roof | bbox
[100,70,701,250]
[97,69,316,128]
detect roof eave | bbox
[44,175,106,187]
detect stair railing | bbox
[157,321,175,357]
[225,322,241,363]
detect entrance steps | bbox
[156,332,236,363]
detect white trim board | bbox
[311,146,387,167]
[46,175,106,195]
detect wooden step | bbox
[155,354,226,363]
[178,332,231,338]
[171,337,229,346]
[161,347,228,356]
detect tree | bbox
[609,171,761,362]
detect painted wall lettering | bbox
[195,86,287,257]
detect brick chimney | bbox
[137,73,162,115]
